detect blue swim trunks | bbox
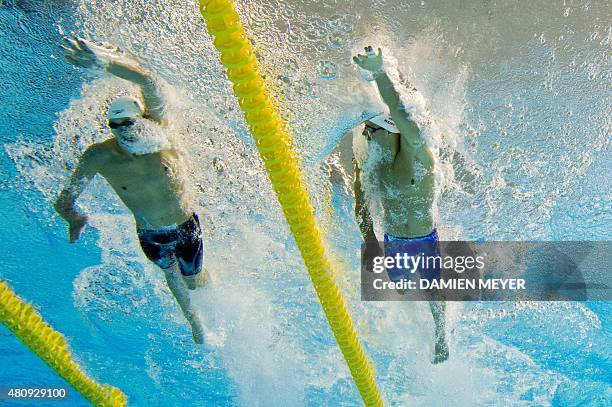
[137,213,203,276]
[383,229,441,283]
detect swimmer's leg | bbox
[429,300,449,364]
[162,264,204,344]
[176,219,208,290]
[182,267,209,290]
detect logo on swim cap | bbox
[108,96,143,120]
[368,113,400,133]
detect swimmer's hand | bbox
[60,35,121,70]
[362,239,383,271]
[353,47,384,74]
[67,214,88,243]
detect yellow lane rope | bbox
[198,1,384,405]
[0,281,127,406]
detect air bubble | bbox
[328,14,355,34]
[328,30,350,49]
[317,60,339,79]
[304,18,327,41]
[212,157,226,173]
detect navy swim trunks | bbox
[383,229,441,283]
[137,213,203,276]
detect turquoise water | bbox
[1,1,610,406]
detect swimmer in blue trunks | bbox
[351,46,448,363]
[384,229,441,285]
[53,36,207,343]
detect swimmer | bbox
[54,35,207,344]
[336,46,448,363]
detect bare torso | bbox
[90,139,191,229]
[363,128,435,237]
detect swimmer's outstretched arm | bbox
[105,58,166,124]
[53,147,99,243]
[353,48,434,170]
[61,35,166,123]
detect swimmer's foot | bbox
[183,269,209,290]
[190,320,204,344]
[433,339,449,364]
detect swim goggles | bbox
[108,119,136,129]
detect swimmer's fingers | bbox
[60,35,74,46]
[353,54,366,66]
[60,45,81,62]
[61,36,92,62]
[61,36,80,53]
[63,34,84,51]
[76,37,97,57]
[76,37,90,50]
[65,35,97,59]
[76,38,124,64]
[61,36,102,68]
[377,47,383,59]
[59,44,75,55]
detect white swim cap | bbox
[108,96,143,120]
[367,113,399,133]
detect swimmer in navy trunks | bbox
[329,46,448,363]
[54,36,207,344]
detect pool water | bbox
[1,0,610,406]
